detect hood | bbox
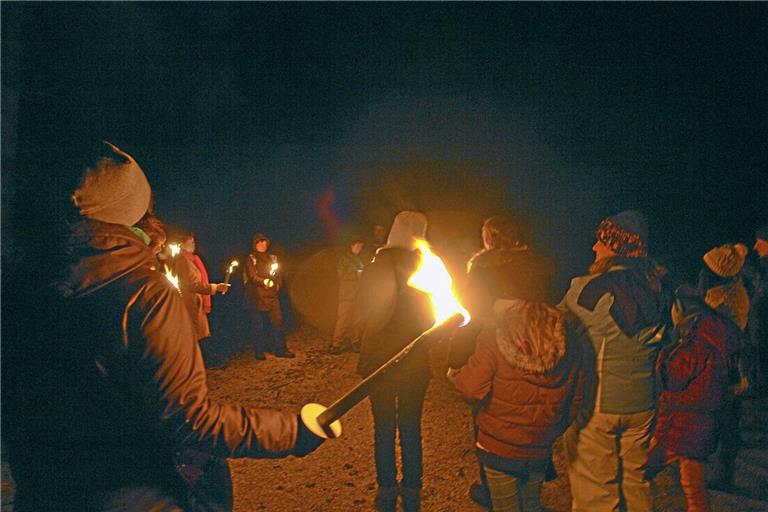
[493,299,566,374]
[384,211,428,250]
[57,220,159,298]
[704,281,750,331]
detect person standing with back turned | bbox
[560,210,671,512]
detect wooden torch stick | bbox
[301,312,465,439]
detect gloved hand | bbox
[292,415,325,457]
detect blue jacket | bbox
[558,257,671,414]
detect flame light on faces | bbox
[408,239,470,327]
[301,238,470,439]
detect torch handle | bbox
[315,313,463,436]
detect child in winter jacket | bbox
[646,285,741,512]
[449,299,587,512]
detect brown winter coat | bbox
[175,252,215,340]
[451,299,587,461]
[5,220,301,510]
[243,251,282,312]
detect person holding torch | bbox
[174,231,230,342]
[2,142,325,511]
[356,211,435,512]
[242,233,294,359]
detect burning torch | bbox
[162,243,182,291]
[264,256,279,288]
[300,239,470,439]
[224,260,239,286]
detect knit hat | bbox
[703,243,748,277]
[595,210,648,257]
[71,142,151,227]
[385,211,428,250]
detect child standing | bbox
[646,284,742,511]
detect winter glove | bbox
[292,414,325,457]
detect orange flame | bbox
[407,239,470,327]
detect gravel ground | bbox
[206,325,768,512]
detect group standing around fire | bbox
[3,141,767,512]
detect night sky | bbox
[3,3,767,293]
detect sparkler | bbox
[300,239,470,439]
[168,243,181,258]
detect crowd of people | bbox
[2,141,766,512]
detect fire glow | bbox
[407,239,470,327]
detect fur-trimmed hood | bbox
[493,299,566,374]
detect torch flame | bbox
[407,239,470,327]
[163,264,180,290]
[168,243,181,258]
[269,262,279,276]
[228,260,239,274]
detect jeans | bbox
[249,308,287,355]
[369,378,430,489]
[484,466,544,512]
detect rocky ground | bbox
[3,324,767,511]
[204,326,768,512]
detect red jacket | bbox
[451,300,587,461]
[654,309,741,458]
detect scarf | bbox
[184,252,212,314]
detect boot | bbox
[400,486,421,512]
[469,481,492,509]
[374,486,397,512]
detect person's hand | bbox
[215,283,230,295]
[292,415,325,457]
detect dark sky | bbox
[3,3,767,291]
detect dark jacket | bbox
[356,247,434,382]
[3,221,303,511]
[337,250,364,302]
[448,246,555,369]
[451,299,587,462]
[654,304,741,459]
[243,251,282,311]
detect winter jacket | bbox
[558,256,671,414]
[3,220,305,511]
[176,252,215,340]
[337,250,364,302]
[356,247,435,383]
[243,251,282,311]
[464,246,555,317]
[448,246,554,369]
[654,304,741,459]
[451,299,587,462]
